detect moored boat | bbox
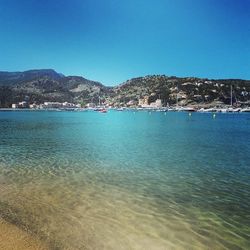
[99,108,107,113]
[116,107,125,111]
[179,107,196,112]
[197,108,217,112]
[241,107,250,112]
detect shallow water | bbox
[0,110,250,249]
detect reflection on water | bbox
[0,111,250,249]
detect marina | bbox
[2,106,250,113]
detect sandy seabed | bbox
[0,219,48,250]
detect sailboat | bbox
[228,85,242,112]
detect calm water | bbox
[0,110,250,249]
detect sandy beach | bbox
[0,219,48,250]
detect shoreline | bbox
[0,218,48,250]
[0,106,250,113]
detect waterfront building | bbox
[150,99,162,108]
[18,101,29,108]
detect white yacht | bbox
[241,107,250,112]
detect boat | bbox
[155,108,168,112]
[198,108,217,113]
[179,107,196,112]
[241,108,250,112]
[227,107,241,112]
[167,108,175,111]
[99,108,107,113]
[228,85,241,112]
[116,107,125,111]
[233,108,241,112]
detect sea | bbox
[0,110,250,249]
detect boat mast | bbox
[176,85,178,108]
[231,85,233,106]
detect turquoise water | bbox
[0,110,250,249]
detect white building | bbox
[18,101,28,108]
[150,99,162,108]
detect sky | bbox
[0,0,249,85]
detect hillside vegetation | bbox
[0,70,249,107]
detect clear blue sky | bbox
[0,0,249,85]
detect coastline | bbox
[0,218,48,250]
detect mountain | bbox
[112,75,250,106]
[0,70,249,108]
[0,69,110,107]
[0,69,63,86]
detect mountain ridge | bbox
[0,69,249,108]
